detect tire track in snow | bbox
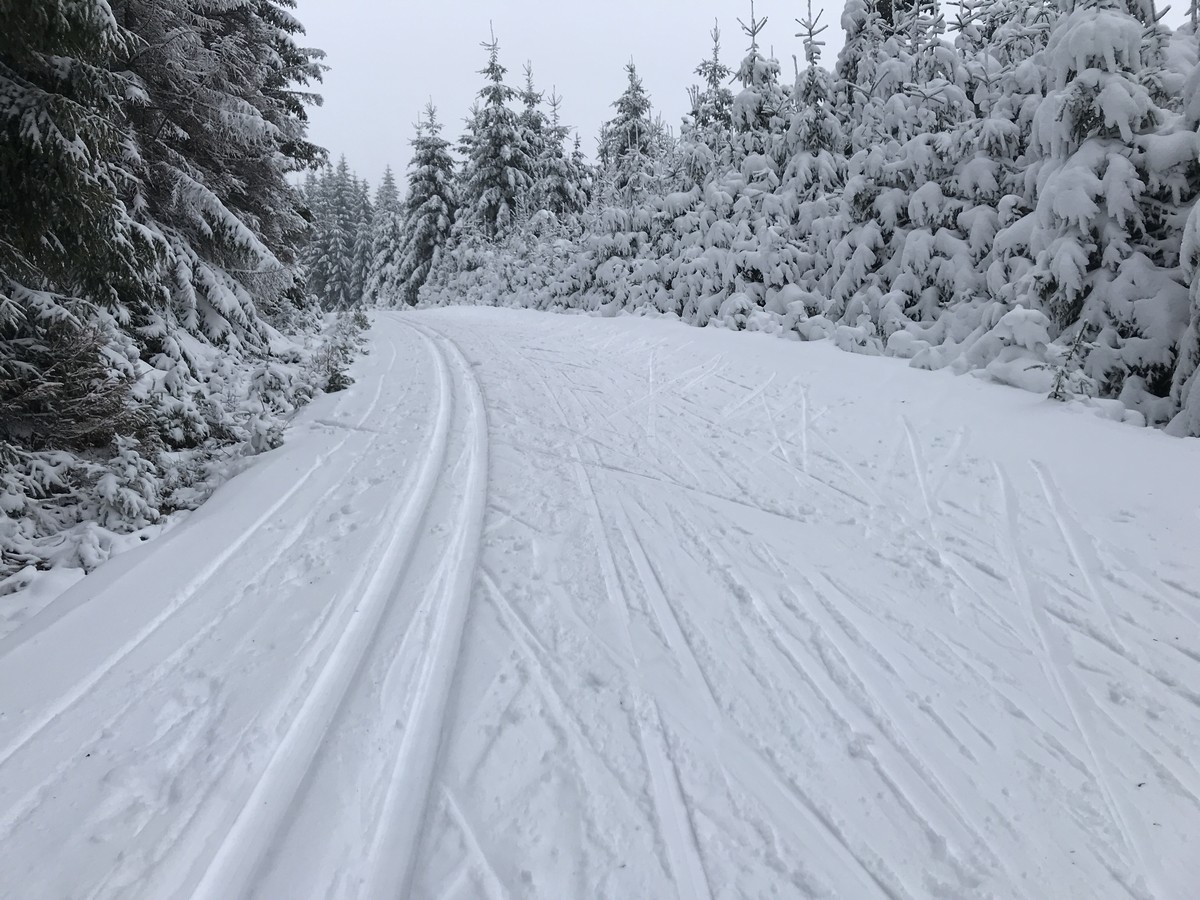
[190,319,473,900]
[0,333,404,773]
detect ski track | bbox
[0,342,400,771]
[525,346,715,900]
[3,307,1198,899]
[0,337,413,862]
[994,464,1157,900]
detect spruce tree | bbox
[781,3,846,317]
[1,0,155,460]
[306,158,359,309]
[396,104,458,305]
[684,22,735,176]
[457,31,536,240]
[518,63,550,213]
[364,167,404,304]
[2,0,328,572]
[730,2,791,163]
[349,177,375,305]
[535,92,591,226]
[1165,41,1200,435]
[598,61,664,205]
[1014,0,1186,414]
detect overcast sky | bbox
[295,0,846,188]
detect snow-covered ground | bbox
[2,308,1198,899]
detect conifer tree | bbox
[349,178,375,304]
[396,104,458,305]
[598,61,664,205]
[519,63,550,205]
[1164,33,1200,435]
[2,0,328,571]
[457,30,536,240]
[365,167,403,304]
[536,93,591,225]
[685,22,735,170]
[730,2,791,163]
[306,158,360,310]
[782,3,846,314]
[1013,0,1186,414]
[1,0,154,462]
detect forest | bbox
[4,0,1200,577]
[313,0,1200,440]
[0,0,363,578]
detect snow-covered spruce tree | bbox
[349,177,375,305]
[684,22,735,176]
[457,31,537,240]
[676,7,801,326]
[518,63,550,213]
[0,0,162,572]
[1167,40,1200,436]
[116,0,327,473]
[598,61,667,207]
[972,0,1056,316]
[890,0,1062,378]
[822,0,976,350]
[535,92,592,227]
[305,157,361,310]
[823,0,915,344]
[115,0,322,348]
[364,166,404,304]
[878,1,977,330]
[1011,0,1190,419]
[394,104,458,306]
[1171,212,1200,432]
[777,2,847,329]
[567,62,673,315]
[2,0,330,575]
[730,3,791,164]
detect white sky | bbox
[295,0,845,187]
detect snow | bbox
[2,308,1199,899]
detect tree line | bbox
[369,0,1200,438]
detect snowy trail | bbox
[2,309,1199,899]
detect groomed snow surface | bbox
[2,309,1199,900]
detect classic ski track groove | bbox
[191,317,472,900]
[0,338,402,773]
[0,353,437,853]
[356,318,489,900]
